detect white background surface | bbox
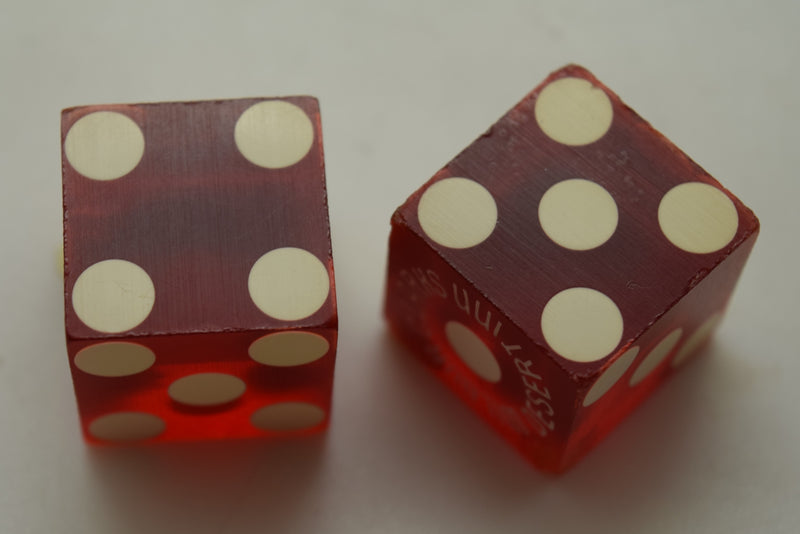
[1,1,798,532]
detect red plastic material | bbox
[62,97,337,444]
[384,65,759,472]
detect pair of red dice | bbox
[61,65,759,473]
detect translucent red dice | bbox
[384,65,759,472]
[62,97,337,444]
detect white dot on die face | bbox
[234,100,314,169]
[248,247,330,321]
[74,342,155,377]
[630,328,683,386]
[658,182,739,254]
[251,402,326,431]
[168,373,246,407]
[539,179,619,250]
[444,320,502,383]
[248,331,330,367]
[583,346,639,407]
[64,111,145,181]
[417,177,498,249]
[534,77,613,146]
[88,412,165,441]
[541,287,623,363]
[672,313,723,367]
[71,259,155,333]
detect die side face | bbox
[70,330,336,443]
[385,65,759,472]
[61,98,337,444]
[563,235,756,467]
[385,222,576,468]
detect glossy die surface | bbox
[384,65,759,472]
[62,97,337,444]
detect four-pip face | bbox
[62,97,337,443]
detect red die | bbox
[62,97,337,444]
[384,65,759,473]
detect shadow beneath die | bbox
[551,340,737,531]
[377,328,731,529]
[85,434,328,534]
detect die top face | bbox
[395,65,759,376]
[62,97,336,340]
